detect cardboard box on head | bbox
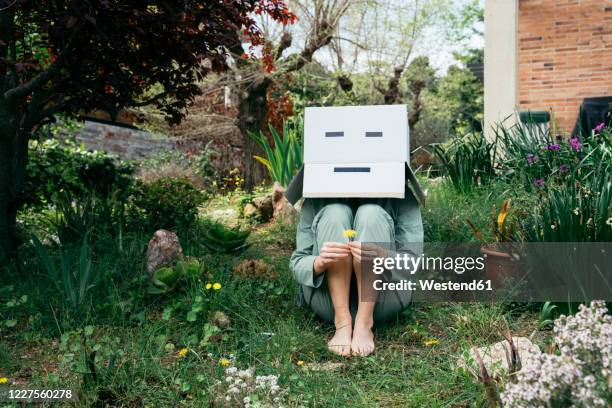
[284,104,425,205]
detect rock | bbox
[271,182,297,223]
[146,229,183,278]
[457,337,541,379]
[252,195,274,220]
[243,203,258,218]
[212,311,231,329]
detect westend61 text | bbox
[373,279,493,292]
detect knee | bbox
[319,203,353,228]
[354,204,388,227]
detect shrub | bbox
[248,120,303,188]
[136,145,218,191]
[200,218,251,254]
[495,120,611,192]
[501,300,611,407]
[495,121,612,242]
[524,170,611,242]
[127,178,206,232]
[433,132,497,192]
[24,139,134,208]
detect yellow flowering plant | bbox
[343,229,357,241]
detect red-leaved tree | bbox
[0,0,295,263]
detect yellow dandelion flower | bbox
[424,339,439,346]
[212,283,222,290]
[205,283,212,290]
[0,377,8,384]
[297,360,304,366]
[606,217,612,226]
[343,229,357,239]
[219,358,231,367]
[177,348,189,358]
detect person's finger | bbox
[323,247,351,254]
[324,242,350,249]
[321,252,350,260]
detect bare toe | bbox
[328,322,352,356]
[351,321,375,356]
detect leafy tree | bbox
[404,56,436,129]
[0,0,295,263]
[435,48,483,134]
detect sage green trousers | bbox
[290,188,423,325]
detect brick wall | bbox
[518,0,612,132]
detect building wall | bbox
[484,0,518,139]
[517,0,612,133]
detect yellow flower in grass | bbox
[296,360,304,366]
[205,283,212,290]
[424,339,439,347]
[343,229,357,240]
[177,348,189,358]
[219,358,231,367]
[0,377,8,384]
[212,282,222,290]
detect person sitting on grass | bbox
[289,187,423,356]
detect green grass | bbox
[0,184,548,407]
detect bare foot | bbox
[351,317,374,356]
[328,316,353,356]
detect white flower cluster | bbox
[501,301,611,407]
[220,364,286,407]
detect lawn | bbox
[1,179,549,407]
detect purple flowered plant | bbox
[535,179,545,188]
[555,133,563,141]
[570,137,581,152]
[593,122,605,133]
[547,144,560,151]
[559,164,569,173]
[526,154,538,165]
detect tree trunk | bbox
[0,103,28,265]
[237,76,271,191]
[382,67,404,105]
[0,144,15,265]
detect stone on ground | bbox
[457,336,541,379]
[146,229,183,278]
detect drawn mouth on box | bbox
[333,167,371,173]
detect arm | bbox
[384,187,424,282]
[289,199,325,288]
[395,187,424,250]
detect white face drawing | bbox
[303,105,409,198]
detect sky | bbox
[254,0,484,76]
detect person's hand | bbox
[314,242,351,274]
[348,242,387,263]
